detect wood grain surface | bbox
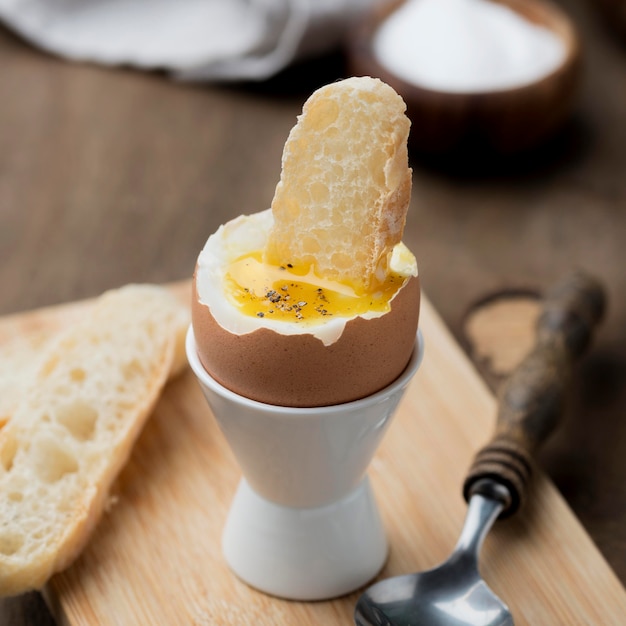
[2,0,626,621]
[1,289,625,625]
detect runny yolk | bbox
[224,251,408,324]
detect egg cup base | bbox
[222,476,387,601]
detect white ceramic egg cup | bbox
[186,326,424,601]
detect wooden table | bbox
[1,0,625,621]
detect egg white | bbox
[194,209,417,347]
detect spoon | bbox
[355,271,606,626]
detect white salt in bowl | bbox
[346,0,581,158]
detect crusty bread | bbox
[0,306,90,431]
[265,76,412,293]
[0,284,188,596]
[0,333,54,430]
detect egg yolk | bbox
[224,251,408,325]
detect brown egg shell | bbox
[191,274,421,408]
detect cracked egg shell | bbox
[191,210,420,408]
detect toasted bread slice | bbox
[0,284,188,596]
[265,76,412,293]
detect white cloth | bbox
[0,0,378,81]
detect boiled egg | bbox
[192,208,420,407]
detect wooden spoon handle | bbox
[462,271,606,517]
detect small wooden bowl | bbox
[346,0,582,157]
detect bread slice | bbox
[265,76,412,293]
[0,333,54,430]
[0,305,91,430]
[0,284,188,596]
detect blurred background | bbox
[1,0,625,622]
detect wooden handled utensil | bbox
[355,270,606,626]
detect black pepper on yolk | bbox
[224,251,408,325]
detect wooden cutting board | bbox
[2,284,626,625]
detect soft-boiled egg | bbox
[192,208,420,408]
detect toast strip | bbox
[266,76,412,293]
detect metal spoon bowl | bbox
[354,271,606,626]
[355,481,513,626]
